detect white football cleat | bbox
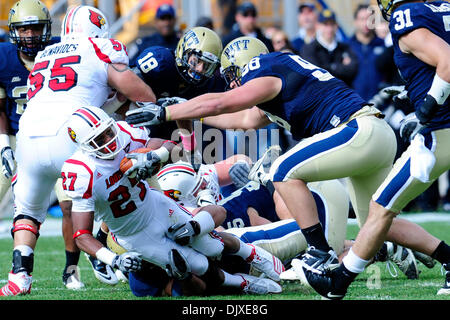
[0,271,32,296]
[280,258,303,281]
[237,273,282,294]
[437,263,450,295]
[85,253,118,285]
[248,145,281,186]
[115,269,129,283]
[247,244,285,282]
[63,265,85,290]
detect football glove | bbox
[112,252,142,273]
[156,97,187,107]
[167,220,200,246]
[1,146,15,179]
[165,249,191,280]
[125,101,166,127]
[399,113,425,144]
[124,150,162,181]
[416,94,438,125]
[228,160,251,188]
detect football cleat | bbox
[85,253,118,285]
[280,258,303,281]
[115,269,129,283]
[437,263,450,295]
[0,271,32,296]
[63,265,85,290]
[296,265,346,300]
[412,250,436,269]
[299,246,339,275]
[248,145,281,186]
[385,242,419,279]
[247,244,285,282]
[237,273,282,295]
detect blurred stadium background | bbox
[0,0,381,46]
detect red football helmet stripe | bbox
[64,5,80,36]
[76,107,101,127]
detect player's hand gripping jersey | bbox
[21,37,128,136]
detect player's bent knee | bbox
[10,215,40,239]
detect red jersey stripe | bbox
[65,159,94,199]
[88,37,112,64]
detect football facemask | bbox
[8,0,52,56]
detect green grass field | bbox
[0,218,449,302]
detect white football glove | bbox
[165,249,191,280]
[156,97,187,107]
[112,252,142,273]
[124,151,162,180]
[125,101,166,127]
[1,146,15,179]
[228,160,251,188]
[167,221,200,246]
[399,113,425,143]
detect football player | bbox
[299,0,450,299]
[0,0,86,291]
[62,106,283,296]
[157,154,420,281]
[0,5,157,296]
[125,36,432,282]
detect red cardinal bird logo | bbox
[89,9,106,29]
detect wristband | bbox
[428,74,450,105]
[0,134,10,151]
[153,147,170,162]
[96,247,117,266]
[180,131,197,152]
[165,107,171,121]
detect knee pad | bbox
[11,215,40,239]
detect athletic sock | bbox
[65,250,80,268]
[301,223,332,252]
[431,241,450,265]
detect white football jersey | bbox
[61,121,152,236]
[21,37,128,136]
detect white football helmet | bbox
[67,106,124,160]
[157,162,205,205]
[61,5,109,40]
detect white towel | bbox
[410,134,435,183]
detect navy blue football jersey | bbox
[219,181,327,229]
[390,1,450,132]
[240,52,366,140]
[0,37,60,135]
[219,181,278,229]
[133,45,227,99]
